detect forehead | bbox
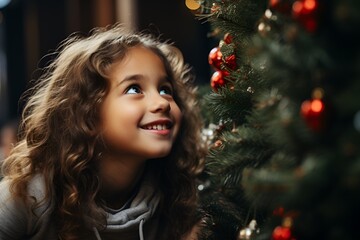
[124,46,165,64]
[107,46,170,81]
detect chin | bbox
[146,148,172,159]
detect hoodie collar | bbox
[93,170,161,240]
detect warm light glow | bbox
[292,1,303,14]
[258,22,271,33]
[185,0,201,11]
[301,100,311,113]
[283,217,293,228]
[311,99,324,113]
[270,0,279,6]
[265,9,273,19]
[258,22,265,31]
[304,0,316,11]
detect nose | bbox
[149,92,171,113]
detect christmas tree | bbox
[192,0,360,239]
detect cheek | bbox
[104,103,142,129]
[100,104,143,147]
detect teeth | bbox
[145,124,168,130]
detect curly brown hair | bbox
[2,24,204,239]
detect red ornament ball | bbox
[211,3,220,13]
[300,98,326,132]
[292,0,319,32]
[210,71,228,92]
[272,226,294,240]
[208,47,223,70]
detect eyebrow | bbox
[117,74,143,86]
[117,74,171,86]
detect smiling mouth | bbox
[140,119,174,131]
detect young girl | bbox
[0,24,204,240]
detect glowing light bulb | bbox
[310,99,323,113]
[304,0,316,11]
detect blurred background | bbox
[0,0,213,126]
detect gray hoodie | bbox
[0,173,161,240]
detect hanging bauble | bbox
[300,98,326,132]
[210,70,228,92]
[292,0,319,32]
[300,88,329,132]
[269,0,294,15]
[185,0,201,12]
[211,2,221,14]
[271,226,294,240]
[208,47,223,70]
[223,32,233,44]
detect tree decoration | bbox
[209,40,237,71]
[189,0,360,239]
[238,219,259,240]
[208,47,224,70]
[210,70,229,91]
[211,2,221,14]
[271,217,295,240]
[272,226,293,240]
[300,88,328,132]
[212,139,224,149]
[292,0,320,32]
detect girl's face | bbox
[99,46,182,161]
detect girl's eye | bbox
[125,85,142,94]
[159,85,173,96]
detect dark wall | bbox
[137,0,212,85]
[1,0,99,121]
[3,1,26,119]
